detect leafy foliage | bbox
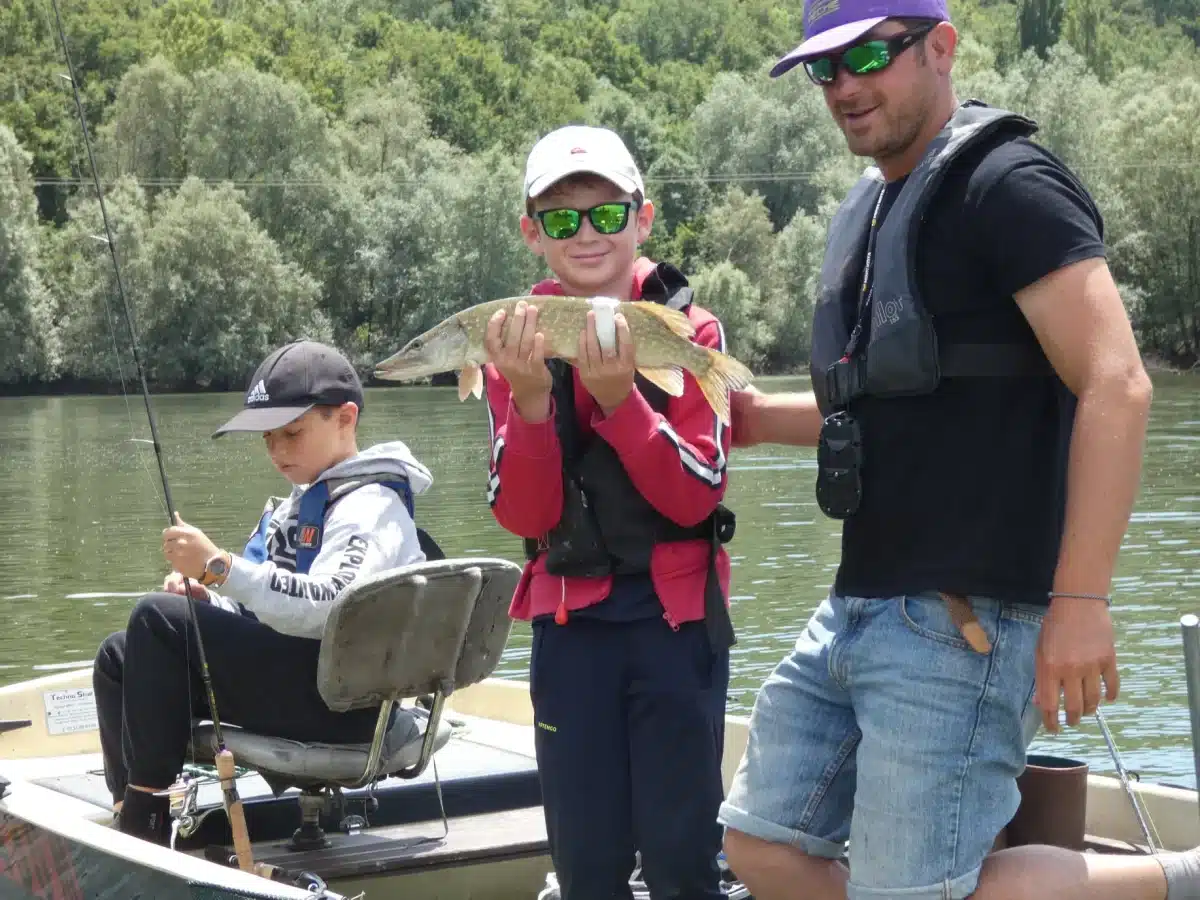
[2,0,1199,391]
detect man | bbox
[714,2,1198,899]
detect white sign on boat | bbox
[43,687,99,736]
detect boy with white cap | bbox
[481,125,738,899]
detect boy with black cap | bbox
[93,339,433,845]
[483,125,735,900]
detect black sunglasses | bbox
[534,202,635,240]
[804,23,936,86]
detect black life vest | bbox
[522,262,736,649]
[809,99,1056,417]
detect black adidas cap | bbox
[212,340,364,438]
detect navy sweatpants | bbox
[93,593,379,805]
[530,614,730,900]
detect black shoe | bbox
[118,788,171,846]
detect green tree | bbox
[689,261,766,367]
[691,68,850,228]
[130,178,329,388]
[0,125,57,383]
[696,187,775,278]
[96,57,194,188]
[1018,0,1065,58]
[1101,76,1200,364]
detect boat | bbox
[2,557,1200,899]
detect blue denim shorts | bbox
[718,592,1044,900]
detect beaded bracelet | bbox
[1048,591,1113,605]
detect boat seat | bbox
[190,705,451,789]
[189,556,520,797]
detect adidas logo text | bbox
[247,380,270,404]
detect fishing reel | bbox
[167,773,202,848]
[165,769,232,848]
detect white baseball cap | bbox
[523,125,645,200]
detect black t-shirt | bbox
[834,135,1107,606]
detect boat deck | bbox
[8,711,552,885]
[246,804,548,878]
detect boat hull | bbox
[3,669,1199,899]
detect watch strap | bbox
[200,551,230,587]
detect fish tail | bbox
[695,347,754,427]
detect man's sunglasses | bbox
[804,23,936,86]
[533,202,635,240]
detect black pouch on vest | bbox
[816,411,863,520]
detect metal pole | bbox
[1180,614,1200,801]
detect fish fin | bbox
[695,349,755,427]
[457,364,483,401]
[628,301,695,339]
[636,365,686,397]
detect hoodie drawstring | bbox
[554,576,569,625]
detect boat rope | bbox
[46,0,255,874]
[1095,708,1162,853]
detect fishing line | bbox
[47,0,254,872]
[45,0,223,743]
[1095,708,1162,852]
[30,0,160,504]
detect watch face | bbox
[209,557,229,576]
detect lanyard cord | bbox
[841,183,889,361]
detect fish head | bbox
[374,316,471,382]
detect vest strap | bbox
[824,340,1052,409]
[241,505,274,564]
[938,342,1053,377]
[294,475,414,575]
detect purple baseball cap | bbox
[770,0,949,78]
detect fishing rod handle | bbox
[216,749,255,872]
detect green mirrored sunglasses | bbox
[534,202,634,240]
[804,23,935,86]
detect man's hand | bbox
[1034,596,1119,732]
[485,300,553,422]
[162,571,210,601]
[578,311,635,416]
[162,513,221,582]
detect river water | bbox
[0,373,1197,784]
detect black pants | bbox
[93,593,378,803]
[530,615,729,900]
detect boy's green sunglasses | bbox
[804,23,935,86]
[534,202,634,240]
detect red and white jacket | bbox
[484,257,733,628]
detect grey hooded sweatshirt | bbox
[208,440,433,639]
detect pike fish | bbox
[373,295,754,425]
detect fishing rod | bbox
[47,0,255,873]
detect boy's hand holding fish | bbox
[577,309,635,416]
[484,298,639,420]
[484,300,553,423]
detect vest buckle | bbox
[824,358,864,411]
